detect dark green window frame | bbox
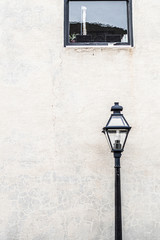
[64,0,133,46]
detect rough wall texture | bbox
[0,0,160,239]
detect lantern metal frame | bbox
[103,112,131,152]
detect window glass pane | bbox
[69,1,128,44]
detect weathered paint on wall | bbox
[0,0,160,239]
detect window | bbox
[64,0,133,46]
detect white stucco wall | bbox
[0,0,160,239]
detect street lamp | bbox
[102,102,131,240]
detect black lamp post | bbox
[102,102,131,240]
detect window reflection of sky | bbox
[69,1,127,30]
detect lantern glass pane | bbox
[108,115,128,127]
[107,129,128,150]
[104,130,111,147]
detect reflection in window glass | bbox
[69,1,128,44]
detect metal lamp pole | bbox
[114,150,122,240]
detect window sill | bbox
[65,45,134,49]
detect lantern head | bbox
[102,102,131,152]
